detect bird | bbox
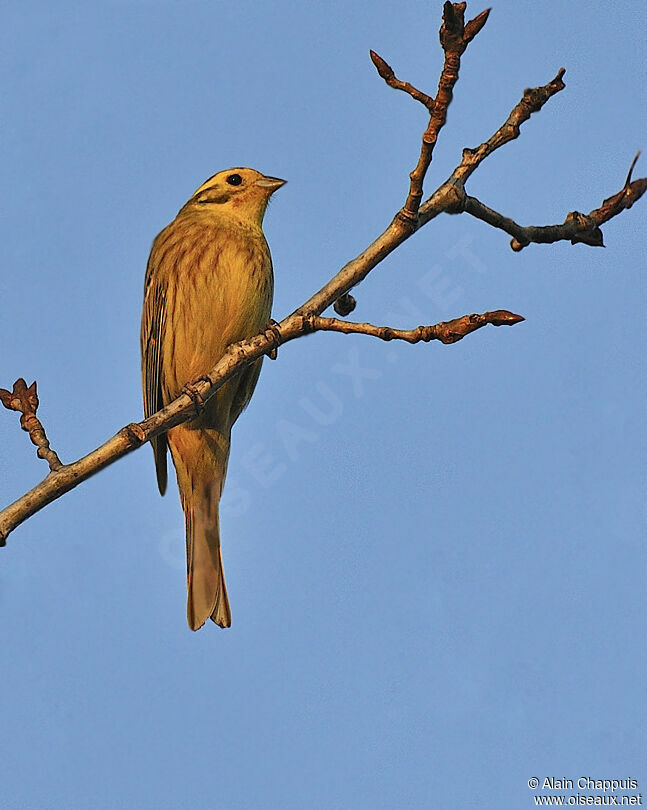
[141,167,285,630]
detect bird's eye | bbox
[226,174,243,186]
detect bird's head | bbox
[180,167,286,225]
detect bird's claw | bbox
[264,319,282,360]
[182,382,206,416]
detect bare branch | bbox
[312,310,524,345]
[411,68,567,229]
[334,2,491,314]
[402,3,491,221]
[369,50,435,113]
[0,379,62,472]
[461,154,647,250]
[0,328,280,545]
[0,308,522,543]
[451,67,566,185]
[412,72,645,252]
[323,67,572,317]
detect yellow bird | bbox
[141,168,285,630]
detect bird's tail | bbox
[168,425,232,630]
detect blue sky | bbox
[1,2,646,808]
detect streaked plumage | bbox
[141,168,285,630]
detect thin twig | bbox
[453,67,567,185]
[402,3,491,221]
[415,75,646,251]
[0,379,62,472]
[368,3,491,225]
[369,50,435,113]
[335,2,491,315]
[312,310,524,344]
[463,159,647,250]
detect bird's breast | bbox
[161,219,273,398]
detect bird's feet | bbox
[264,319,282,360]
[182,381,206,416]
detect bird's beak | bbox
[255,176,287,192]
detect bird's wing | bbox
[141,252,168,495]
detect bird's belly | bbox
[164,252,272,401]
